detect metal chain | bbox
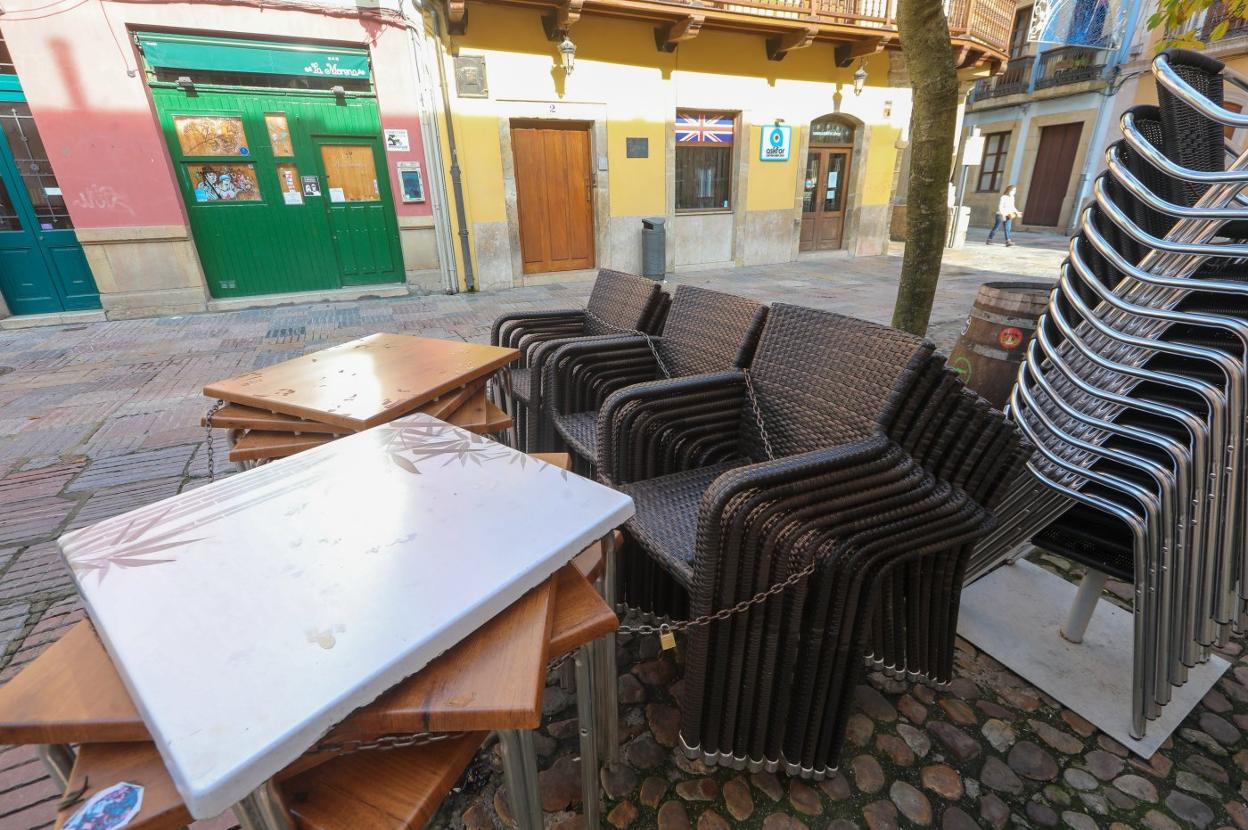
[582,308,672,379]
[203,400,226,483]
[311,730,468,757]
[619,555,819,638]
[547,650,573,675]
[742,368,775,462]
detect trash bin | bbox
[642,217,666,280]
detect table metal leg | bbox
[575,644,600,830]
[36,744,74,789]
[499,729,543,830]
[595,533,620,764]
[498,370,519,448]
[1062,568,1109,644]
[234,779,296,830]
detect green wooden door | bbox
[0,102,100,315]
[152,87,402,297]
[312,135,402,285]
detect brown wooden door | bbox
[511,123,595,274]
[1022,122,1083,227]
[799,147,852,251]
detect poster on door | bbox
[760,125,792,162]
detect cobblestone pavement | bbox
[2,233,1241,829]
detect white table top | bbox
[57,414,634,818]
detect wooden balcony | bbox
[447,0,1012,71]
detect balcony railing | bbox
[1200,3,1248,41]
[970,56,1034,100]
[1034,44,1108,88]
[658,0,1012,54]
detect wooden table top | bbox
[55,414,631,819]
[202,334,518,430]
[25,565,616,830]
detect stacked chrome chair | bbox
[598,304,1027,777]
[490,269,667,451]
[968,48,1248,740]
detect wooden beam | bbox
[766,27,817,61]
[834,37,883,67]
[447,0,468,34]
[654,14,705,52]
[542,0,585,38]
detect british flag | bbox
[676,113,734,144]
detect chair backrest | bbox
[584,270,664,336]
[740,303,934,462]
[656,285,768,378]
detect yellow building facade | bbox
[431,4,909,291]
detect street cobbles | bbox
[21,235,1242,830]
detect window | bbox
[1009,6,1033,59]
[174,116,249,156]
[675,110,735,211]
[186,163,261,201]
[266,114,294,156]
[976,132,1010,193]
[320,144,380,202]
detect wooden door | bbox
[799,147,852,251]
[512,124,594,274]
[315,137,403,285]
[1023,122,1083,227]
[0,102,99,314]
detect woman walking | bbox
[987,184,1021,247]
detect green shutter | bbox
[137,33,370,80]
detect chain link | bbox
[582,308,672,380]
[742,368,775,463]
[311,730,468,757]
[203,400,226,483]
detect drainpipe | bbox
[401,0,476,292]
[400,0,460,293]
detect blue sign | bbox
[760,125,792,162]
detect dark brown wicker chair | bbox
[597,303,1025,776]
[489,269,665,451]
[543,285,767,476]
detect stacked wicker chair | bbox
[490,269,666,451]
[968,48,1248,740]
[597,303,1026,777]
[543,284,768,476]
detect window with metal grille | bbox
[675,110,735,211]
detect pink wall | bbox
[0,1,432,230]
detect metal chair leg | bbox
[576,644,600,830]
[499,729,543,830]
[595,533,620,764]
[36,744,74,789]
[234,779,295,830]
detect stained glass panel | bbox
[174,116,250,157]
[266,113,293,156]
[186,163,261,202]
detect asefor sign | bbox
[760,125,792,162]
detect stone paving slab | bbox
[5,236,1242,829]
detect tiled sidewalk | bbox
[7,237,1241,829]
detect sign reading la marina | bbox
[760,124,792,162]
[303,56,369,78]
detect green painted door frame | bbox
[151,84,403,298]
[0,91,100,315]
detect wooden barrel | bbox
[947,281,1052,409]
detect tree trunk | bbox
[891,0,960,336]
